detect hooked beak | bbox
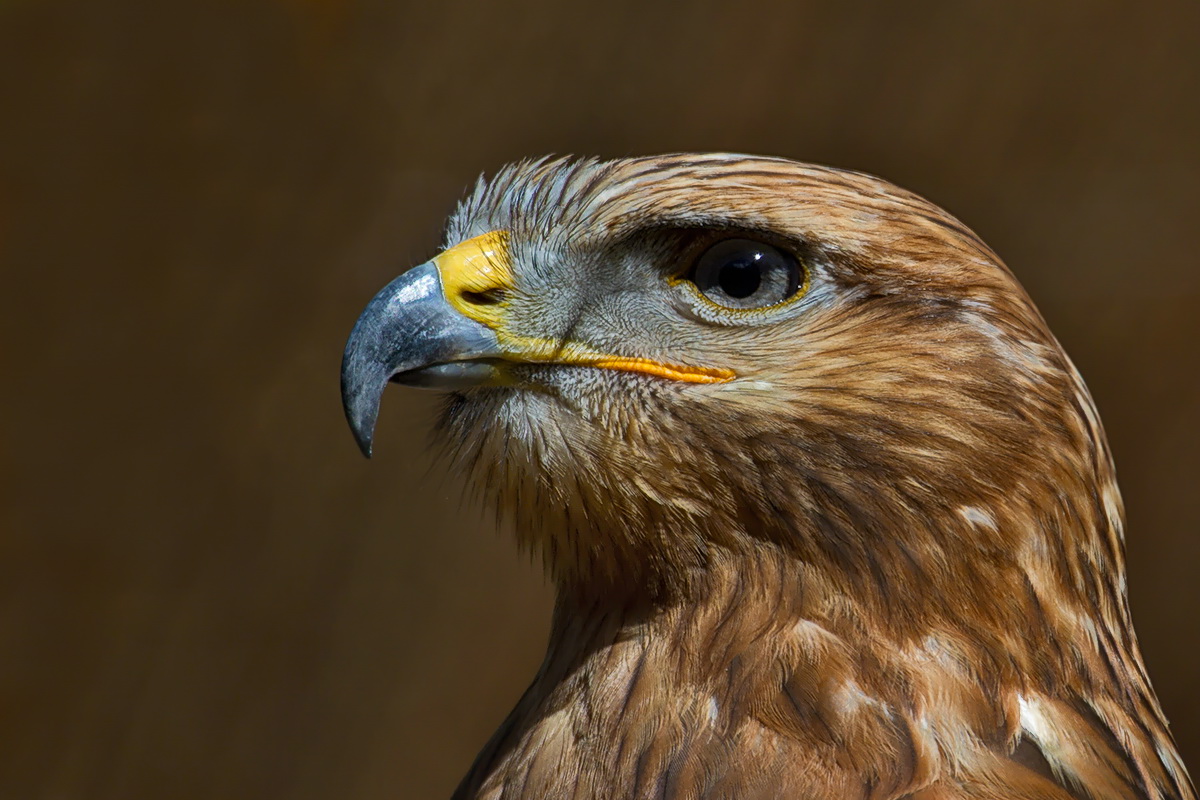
[340,260,503,458]
[342,232,515,457]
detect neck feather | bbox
[454,538,1188,800]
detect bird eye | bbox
[686,239,804,310]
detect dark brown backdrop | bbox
[2,1,1198,798]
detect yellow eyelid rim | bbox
[669,242,811,316]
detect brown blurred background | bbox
[2,1,1198,797]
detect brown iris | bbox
[687,238,803,310]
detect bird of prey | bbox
[341,154,1193,800]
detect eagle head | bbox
[341,155,1190,800]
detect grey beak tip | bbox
[348,407,376,459]
[341,362,382,459]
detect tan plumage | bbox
[342,154,1192,799]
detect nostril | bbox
[461,289,506,306]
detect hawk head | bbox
[341,155,1190,800]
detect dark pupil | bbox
[718,258,762,299]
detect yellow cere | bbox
[432,230,734,385]
[434,230,515,330]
